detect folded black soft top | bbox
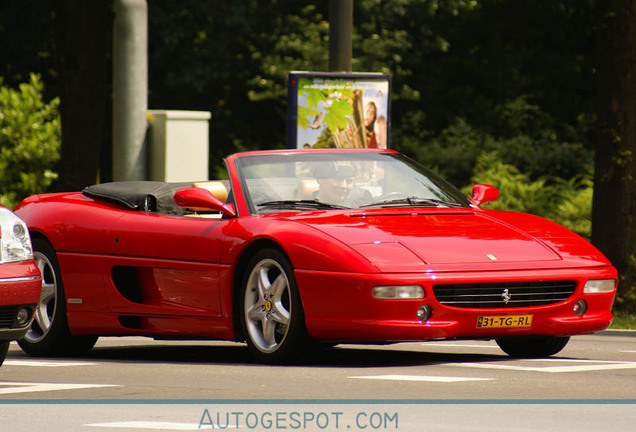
[82,181,191,215]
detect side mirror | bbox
[471,184,499,207]
[174,187,236,218]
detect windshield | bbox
[234,151,471,214]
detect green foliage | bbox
[465,152,592,238]
[609,310,636,330]
[147,0,334,162]
[0,74,60,208]
[400,97,593,187]
[401,117,492,187]
[323,98,354,132]
[297,78,354,133]
[465,152,557,216]
[554,176,593,238]
[246,4,330,103]
[313,127,336,149]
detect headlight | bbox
[372,285,425,299]
[583,279,616,294]
[0,207,33,263]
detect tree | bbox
[592,0,636,312]
[1,0,112,191]
[54,0,113,190]
[0,74,60,207]
[0,1,58,98]
[147,0,332,170]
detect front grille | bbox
[0,306,17,328]
[433,280,577,309]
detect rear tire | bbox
[18,238,98,357]
[496,335,570,358]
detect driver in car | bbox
[314,164,356,205]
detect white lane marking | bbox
[350,374,492,382]
[3,359,97,367]
[451,359,636,373]
[0,382,118,395]
[86,421,206,430]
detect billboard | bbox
[287,72,391,149]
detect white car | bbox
[0,207,41,366]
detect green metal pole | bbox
[329,0,353,72]
[113,0,148,181]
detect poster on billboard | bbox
[287,72,391,149]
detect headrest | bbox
[192,181,229,202]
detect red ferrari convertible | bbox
[0,206,41,367]
[14,149,616,362]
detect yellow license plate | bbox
[476,315,533,328]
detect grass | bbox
[609,311,636,330]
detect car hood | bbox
[287,209,609,272]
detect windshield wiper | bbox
[360,197,465,209]
[256,200,350,211]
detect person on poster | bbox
[374,115,387,149]
[364,101,378,148]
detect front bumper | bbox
[295,266,617,342]
[0,261,41,341]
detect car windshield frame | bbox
[233,150,471,215]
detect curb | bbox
[599,329,636,337]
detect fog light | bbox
[15,307,30,326]
[417,305,432,322]
[573,300,587,316]
[372,285,424,299]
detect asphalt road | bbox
[0,332,635,431]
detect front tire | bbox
[496,335,570,358]
[239,248,308,363]
[18,238,98,357]
[0,341,8,366]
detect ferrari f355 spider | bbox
[13,149,616,362]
